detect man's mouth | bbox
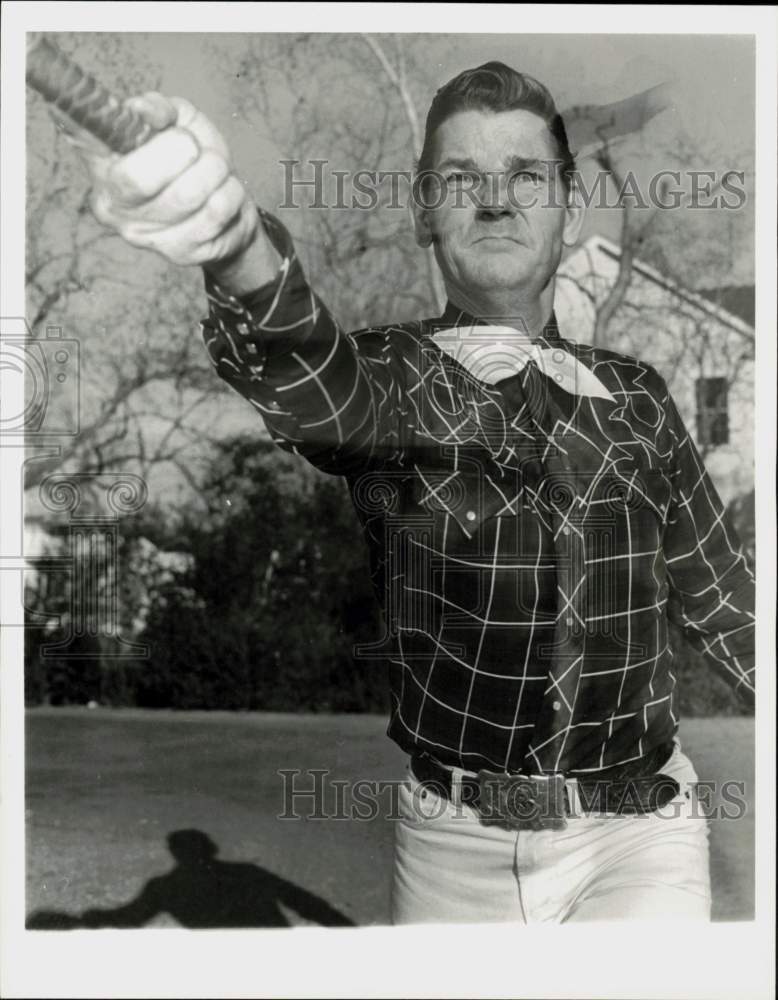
[474,235,524,248]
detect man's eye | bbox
[445,171,479,186]
[513,170,543,184]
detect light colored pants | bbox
[391,740,711,924]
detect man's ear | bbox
[562,179,586,248]
[410,179,434,248]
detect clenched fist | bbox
[72,93,278,293]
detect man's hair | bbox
[417,61,576,193]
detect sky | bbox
[144,32,755,149]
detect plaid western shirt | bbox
[201,209,755,776]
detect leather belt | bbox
[409,741,679,831]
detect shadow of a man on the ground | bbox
[27,828,355,929]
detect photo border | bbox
[2,4,775,998]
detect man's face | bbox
[413,108,584,306]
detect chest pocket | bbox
[533,464,674,529]
[600,465,673,524]
[408,455,526,539]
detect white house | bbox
[555,234,755,505]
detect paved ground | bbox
[25,709,754,927]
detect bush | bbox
[125,437,389,712]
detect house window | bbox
[695,377,729,448]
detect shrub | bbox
[126,437,389,712]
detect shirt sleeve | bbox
[661,381,755,706]
[200,208,403,475]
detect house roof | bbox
[698,285,755,327]
[567,235,755,340]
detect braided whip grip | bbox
[26,33,162,155]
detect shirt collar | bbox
[434,301,562,345]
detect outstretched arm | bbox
[80,878,164,928]
[80,93,404,475]
[201,209,404,475]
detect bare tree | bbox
[25,34,235,499]
[361,34,447,313]
[221,33,446,331]
[574,124,754,351]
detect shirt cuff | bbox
[203,206,294,315]
[202,207,322,369]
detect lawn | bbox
[25,709,754,927]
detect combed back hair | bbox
[417,61,577,193]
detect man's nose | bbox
[475,174,517,219]
[476,202,515,221]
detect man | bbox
[83,62,754,923]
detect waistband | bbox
[409,741,678,827]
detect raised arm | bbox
[80,93,404,475]
[201,209,404,474]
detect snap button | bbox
[562,526,571,536]
[237,322,250,336]
[554,373,563,383]
[565,617,573,627]
[552,700,562,711]
[466,510,477,522]
[268,400,281,411]
[553,350,565,363]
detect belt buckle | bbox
[476,770,567,830]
